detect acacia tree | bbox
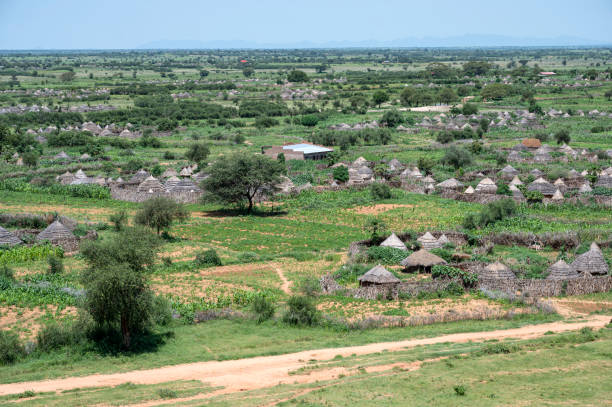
[134,197,189,235]
[372,90,389,107]
[80,228,161,348]
[202,152,284,212]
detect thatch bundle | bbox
[0,226,21,247]
[546,260,578,280]
[483,262,516,279]
[358,265,400,286]
[380,233,407,250]
[571,243,609,276]
[400,249,446,271]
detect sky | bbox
[0,0,611,49]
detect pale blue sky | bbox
[1,0,611,49]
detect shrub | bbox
[47,255,64,275]
[282,296,320,326]
[463,198,517,229]
[441,146,472,169]
[238,251,259,263]
[436,131,454,144]
[299,276,321,297]
[454,385,466,396]
[0,330,25,365]
[333,263,370,285]
[432,265,478,287]
[151,296,173,326]
[194,249,222,268]
[36,319,89,352]
[332,166,349,183]
[300,114,319,127]
[109,210,128,232]
[255,116,279,128]
[0,265,15,290]
[554,129,571,145]
[462,103,478,115]
[429,248,454,263]
[252,295,276,323]
[365,218,388,240]
[370,183,392,200]
[158,388,178,399]
[366,246,406,265]
[381,109,403,127]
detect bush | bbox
[109,210,128,232]
[333,263,370,285]
[0,330,25,365]
[255,116,279,128]
[252,295,276,323]
[366,246,406,265]
[0,265,15,290]
[299,277,321,297]
[554,129,571,145]
[300,114,319,127]
[454,385,466,396]
[151,296,173,326]
[36,319,89,352]
[194,249,222,268]
[381,109,403,127]
[238,251,259,263]
[158,388,178,399]
[441,146,473,169]
[47,255,64,275]
[462,103,478,115]
[463,198,517,229]
[333,166,349,183]
[432,265,478,287]
[370,183,392,200]
[437,131,454,144]
[282,296,320,326]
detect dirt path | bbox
[0,315,609,398]
[275,266,291,294]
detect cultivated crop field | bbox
[0,47,611,405]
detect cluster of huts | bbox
[507,138,609,164]
[328,121,380,131]
[109,167,204,203]
[0,218,84,252]
[0,104,115,116]
[358,231,610,289]
[23,122,139,140]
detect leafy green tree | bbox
[199,69,209,78]
[438,88,458,104]
[134,197,189,235]
[461,103,478,115]
[554,129,571,145]
[59,71,76,82]
[372,90,389,107]
[185,142,210,165]
[462,61,492,76]
[381,109,403,127]
[242,67,255,78]
[365,217,387,240]
[80,228,161,348]
[441,146,473,169]
[287,70,308,82]
[605,90,612,101]
[202,152,284,212]
[22,151,38,167]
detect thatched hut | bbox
[168,179,202,193]
[36,220,78,251]
[137,176,165,193]
[437,234,450,246]
[400,249,446,272]
[56,171,75,185]
[507,151,522,162]
[500,165,519,180]
[521,138,542,149]
[509,176,523,186]
[53,151,70,160]
[551,189,564,201]
[358,265,400,287]
[578,183,592,194]
[388,158,403,171]
[380,233,407,251]
[546,260,578,280]
[482,262,516,279]
[528,177,557,196]
[0,226,21,247]
[436,178,464,191]
[509,184,525,199]
[130,169,150,183]
[165,175,181,189]
[475,178,498,194]
[571,243,609,276]
[530,169,544,178]
[595,176,612,189]
[417,232,442,250]
[161,168,178,178]
[179,167,193,177]
[464,185,475,194]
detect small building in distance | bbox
[262,142,333,161]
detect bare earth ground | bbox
[0,315,608,398]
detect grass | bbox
[0,313,560,384]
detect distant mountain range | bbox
[137,35,610,49]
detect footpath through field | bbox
[0,315,609,397]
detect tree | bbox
[438,88,458,105]
[462,61,492,76]
[242,67,255,78]
[365,217,387,240]
[202,152,284,212]
[332,165,349,183]
[199,69,209,78]
[605,90,612,101]
[372,90,389,107]
[441,146,473,169]
[185,142,210,165]
[400,87,415,106]
[554,129,571,145]
[80,228,161,348]
[381,109,403,127]
[461,103,478,115]
[22,151,38,167]
[287,70,308,82]
[59,71,76,82]
[134,197,189,235]
[480,83,512,100]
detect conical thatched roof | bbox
[483,262,516,279]
[137,176,165,193]
[436,178,464,190]
[161,168,178,178]
[528,177,557,196]
[571,243,609,276]
[388,158,403,171]
[165,175,181,189]
[36,220,75,242]
[509,184,525,199]
[437,234,450,246]
[380,233,407,251]
[179,167,193,177]
[530,169,544,178]
[168,179,201,193]
[553,178,566,186]
[422,175,435,184]
[401,249,446,268]
[579,183,592,194]
[551,189,564,201]
[358,265,400,285]
[54,151,70,160]
[509,176,523,186]
[567,169,580,179]
[130,169,150,183]
[475,177,498,194]
[417,232,442,250]
[546,260,578,280]
[500,165,519,179]
[352,157,368,168]
[80,153,91,160]
[595,176,612,189]
[74,169,87,179]
[0,226,21,246]
[464,185,475,194]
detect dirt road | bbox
[0,315,609,397]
